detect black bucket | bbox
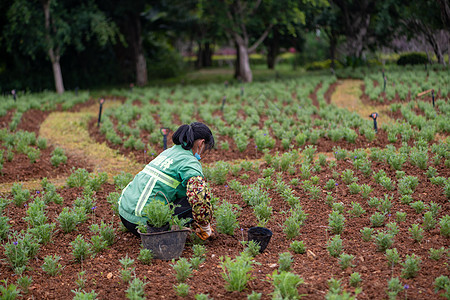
[139,228,190,260]
[146,222,170,233]
[247,227,273,253]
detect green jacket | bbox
[119,145,203,225]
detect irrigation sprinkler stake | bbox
[160,127,170,150]
[97,98,105,127]
[241,87,244,96]
[11,89,16,101]
[221,96,226,112]
[383,76,387,93]
[369,112,378,133]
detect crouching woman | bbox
[118,122,215,240]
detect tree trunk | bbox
[133,18,147,86]
[236,42,252,82]
[42,0,64,94]
[234,42,240,79]
[196,42,213,68]
[49,50,65,94]
[329,35,337,69]
[203,42,213,67]
[266,29,279,69]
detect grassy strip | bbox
[39,109,143,181]
[331,79,396,127]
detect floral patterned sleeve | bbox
[186,176,213,226]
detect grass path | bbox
[330,79,396,127]
[0,101,143,193]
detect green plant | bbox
[324,179,337,190]
[367,196,381,208]
[90,235,107,253]
[341,169,357,184]
[23,197,47,228]
[360,227,374,242]
[138,248,153,265]
[141,200,174,228]
[386,222,399,236]
[0,279,21,300]
[289,240,306,254]
[429,202,441,218]
[385,248,400,267]
[370,212,385,227]
[215,201,240,235]
[409,224,424,242]
[331,202,345,214]
[396,211,407,222]
[50,147,67,167]
[0,216,11,241]
[174,283,190,297]
[41,254,64,276]
[71,234,92,263]
[423,211,437,230]
[113,172,133,191]
[349,272,362,287]
[66,168,90,187]
[270,271,304,300]
[348,182,361,195]
[327,235,343,257]
[378,194,393,214]
[247,290,262,300]
[278,252,293,272]
[387,277,403,300]
[57,207,78,233]
[26,147,40,164]
[3,231,40,270]
[401,254,421,278]
[439,215,450,237]
[434,275,450,293]
[242,240,261,258]
[429,247,446,261]
[16,275,32,294]
[194,293,212,300]
[360,184,373,199]
[125,277,147,300]
[11,183,30,207]
[220,254,254,292]
[374,231,394,251]
[328,211,345,234]
[339,253,355,270]
[253,202,272,227]
[349,202,366,217]
[410,201,427,214]
[379,176,395,191]
[171,257,192,283]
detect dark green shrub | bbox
[397,52,428,65]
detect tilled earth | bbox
[0,87,449,299]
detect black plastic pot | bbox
[138,228,190,260]
[146,222,170,233]
[247,227,273,253]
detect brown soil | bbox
[0,95,449,299]
[324,82,339,104]
[1,154,448,299]
[309,82,322,109]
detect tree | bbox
[400,1,449,65]
[3,0,119,93]
[199,0,327,82]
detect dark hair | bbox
[172,122,215,151]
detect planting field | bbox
[0,66,449,299]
